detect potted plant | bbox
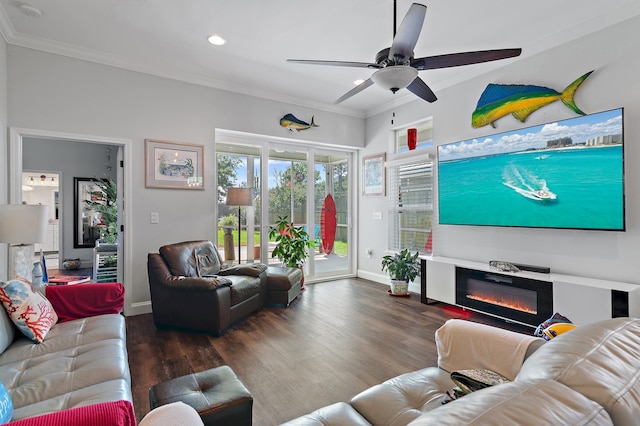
[381,248,420,295]
[268,215,315,285]
[218,214,238,235]
[84,177,118,244]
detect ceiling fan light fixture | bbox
[371,66,418,93]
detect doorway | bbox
[21,172,60,269]
[8,127,134,314]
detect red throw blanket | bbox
[45,283,125,322]
[9,400,135,426]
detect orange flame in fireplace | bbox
[466,293,537,315]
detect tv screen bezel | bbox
[436,107,625,232]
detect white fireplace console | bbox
[420,256,640,326]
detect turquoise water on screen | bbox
[438,145,624,230]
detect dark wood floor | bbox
[126,278,531,425]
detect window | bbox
[395,118,433,153]
[388,120,434,254]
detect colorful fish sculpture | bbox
[280,113,319,131]
[471,71,593,128]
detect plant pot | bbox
[223,234,235,261]
[63,258,81,270]
[390,279,409,295]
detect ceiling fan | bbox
[287,2,522,104]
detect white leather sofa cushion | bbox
[0,314,131,421]
[280,402,371,426]
[0,307,15,355]
[407,379,612,426]
[517,317,640,426]
[349,367,452,426]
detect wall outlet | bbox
[372,212,383,220]
[150,212,159,224]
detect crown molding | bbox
[0,9,366,120]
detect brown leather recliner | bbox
[147,240,268,336]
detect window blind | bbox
[388,159,433,254]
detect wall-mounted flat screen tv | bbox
[437,108,624,231]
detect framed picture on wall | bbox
[145,139,204,189]
[362,153,386,196]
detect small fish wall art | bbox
[280,113,319,131]
[471,70,593,129]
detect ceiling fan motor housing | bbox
[375,47,414,67]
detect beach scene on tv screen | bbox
[437,108,624,230]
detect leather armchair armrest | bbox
[158,275,232,292]
[218,263,268,277]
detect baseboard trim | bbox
[357,270,421,294]
[127,301,152,316]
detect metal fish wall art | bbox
[280,113,319,131]
[471,71,593,129]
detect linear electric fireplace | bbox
[456,267,553,327]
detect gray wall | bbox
[22,138,118,265]
[359,14,640,287]
[5,47,364,312]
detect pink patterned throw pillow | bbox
[0,278,58,343]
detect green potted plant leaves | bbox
[381,248,420,295]
[218,214,238,235]
[84,177,118,244]
[268,215,315,284]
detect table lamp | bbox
[0,204,49,282]
[225,188,253,264]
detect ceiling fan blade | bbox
[406,77,437,102]
[411,48,522,70]
[287,59,381,69]
[389,3,427,63]
[334,78,374,104]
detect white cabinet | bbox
[426,259,455,304]
[35,221,59,253]
[423,256,640,326]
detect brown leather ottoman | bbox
[266,266,303,306]
[149,365,252,426]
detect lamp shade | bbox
[225,188,253,206]
[0,204,49,244]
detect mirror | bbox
[74,177,107,248]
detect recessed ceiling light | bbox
[353,79,365,86]
[207,34,226,46]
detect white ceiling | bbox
[0,1,639,117]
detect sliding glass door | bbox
[216,137,353,282]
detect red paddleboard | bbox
[320,194,337,255]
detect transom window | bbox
[388,119,434,254]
